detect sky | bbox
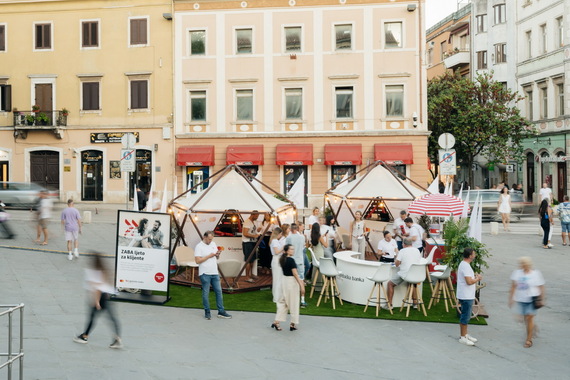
[425,0,468,29]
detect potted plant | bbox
[25,114,36,126]
[12,107,19,115]
[36,112,50,126]
[61,108,69,117]
[441,217,490,274]
[32,105,40,113]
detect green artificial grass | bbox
[160,283,487,325]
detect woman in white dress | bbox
[269,227,284,303]
[350,211,367,259]
[498,186,512,232]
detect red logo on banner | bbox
[154,273,165,283]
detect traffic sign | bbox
[438,133,455,150]
[120,149,135,172]
[121,133,136,149]
[438,149,457,175]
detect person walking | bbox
[61,199,82,260]
[0,200,15,239]
[35,190,52,245]
[557,195,570,246]
[538,199,553,249]
[509,256,545,348]
[457,248,482,346]
[497,186,512,232]
[269,227,284,303]
[286,223,307,307]
[73,253,122,349]
[350,211,367,259]
[271,244,304,332]
[194,231,232,320]
[136,186,146,211]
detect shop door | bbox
[81,150,103,201]
[30,151,59,190]
[35,84,53,123]
[129,149,152,198]
[526,153,535,202]
[284,166,307,207]
[557,161,566,203]
[186,166,210,194]
[0,161,8,181]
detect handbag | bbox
[532,295,544,309]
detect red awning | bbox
[177,145,215,166]
[324,144,362,165]
[275,144,313,165]
[374,143,414,165]
[226,145,264,165]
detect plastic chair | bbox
[399,263,428,317]
[363,264,393,316]
[173,245,199,282]
[316,258,343,309]
[218,259,242,278]
[428,265,457,312]
[308,248,321,298]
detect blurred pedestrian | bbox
[0,200,15,239]
[136,186,146,211]
[35,190,52,245]
[558,195,570,246]
[538,199,553,249]
[73,252,122,349]
[509,256,545,348]
[271,244,304,332]
[497,186,512,232]
[457,248,482,346]
[61,199,82,260]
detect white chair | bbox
[218,259,242,278]
[316,258,343,309]
[363,264,393,316]
[173,245,199,282]
[428,265,458,312]
[308,248,321,298]
[399,263,428,317]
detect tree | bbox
[427,71,536,186]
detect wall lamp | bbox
[163,13,172,20]
[407,4,417,12]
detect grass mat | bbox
[162,284,487,325]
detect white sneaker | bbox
[459,336,475,346]
[68,253,73,261]
[465,334,478,343]
[74,250,79,258]
[548,243,554,248]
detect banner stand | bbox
[113,210,172,305]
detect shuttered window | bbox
[35,23,51,49]
[82,21,99,48]
[130,80,148,109]
[0,25,5,51]
[82,82,100,111]
[130,18,147,45]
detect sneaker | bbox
[381,304,392,311]
[205,311,211,320]
[68,253,73,261]
[548,243,554,248]
[459,336,475,346]
[109,338,123,349]
[465,334,478,343]
[73,334,88,344]
[300,301,307,308]
[217,311,232,319]
[74,250,79,258]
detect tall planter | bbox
[441,217,490,274]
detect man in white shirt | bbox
[457,247,482,346]
[386,237,422,307]
[377,230,398,263]
[405,217,426,254]
[539,182,553,203]
[195,231,232,320]
[392,210,408,250]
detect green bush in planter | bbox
[441,217,490,273]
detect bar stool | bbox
[308,248,322,298]
[428,265,457,312]
[399,263,427,317]
[423,246,438,293]
[364,264,393,316]
[316,258,343,309]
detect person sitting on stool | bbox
[386,237,422,308]
[377,230,398,263]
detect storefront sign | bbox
[0,151,9,160]
[333,161,354,165]
[235,161,253,165]
[184,162,204,166]
[284,161,304,166]
[82,151,102,162]
[537,156,568,163]
[90,132,140,144]
[63,166,71,172]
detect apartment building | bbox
[173,0,429,208]
[0,0,174,203]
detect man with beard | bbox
[147,220,164,249]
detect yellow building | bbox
[0,0,174,203]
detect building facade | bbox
[173,0,429,209]
[0,0,174,203]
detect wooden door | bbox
[30,151,59,190]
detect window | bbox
[525,89,533,120]
[557,83,565,116]
[427,48,433,66]
[540,86,548,119]
[540,24,547,54]
[335,87,353,119]
[493,3,506,25]
[82,82,100,111]
[236,28,252,54]
[477,51,487,69]
[130,80,148,109]
[494,43,506,63]
[0,24,5,52]
[335,24,352,50]
[236,89,253,121]
[0,85,11,111]
[331,166,355,187]
[557,17,564,48]
[476,14,487,33]
[130,18,148,46]
[284,26,301,52]
[189,91,206,121]
[385,85,404,117]
[384,22,402,48]
[189,30,205,55]
[35,23,51,49]
[526,31,532,59]
[440,41,447,60]
[459,34,468,50]
[285,88,302,120]
[82,21,98,48]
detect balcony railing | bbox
[13,110,68,127]
[443,49,470,69]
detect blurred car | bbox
[0,182,45,208]
[458,189,524,222]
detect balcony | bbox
[12,110,67,139]
[443,49,470,69]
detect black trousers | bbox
[83,293,120,337]
[540,219,550,246]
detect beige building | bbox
[173,0,429,208]
[0,0,174,203]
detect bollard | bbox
[490,222,499,235]
[83,211,92,224]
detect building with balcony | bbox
[0,0,173,203]
[173,0,429,208]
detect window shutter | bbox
[0,85,11,111]
[131,80,148,109]
[82,22,89,47]
[44,24,51,48]
[0,25,5,51]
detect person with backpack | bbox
[558,195,570,246]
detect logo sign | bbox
[154,273,165,283]
[285,161,304,165]
[438,149,457,175]
[235,161,253,165]
[334,161,353,165]
[185,162,204,166]
[506,164,514,172]
[538,156,568,163]
[90,132,139,144]
[120,149,135,172]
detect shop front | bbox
[324,144,362,187]
[226,145,264,180]
[176,145,214,193]
[0,149,9,181]
[81,150,104,201]
[374,143,414,179]
[276,144,313,208]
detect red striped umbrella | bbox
[407,194,468,217]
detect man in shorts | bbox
[241,211,261,282]
[36,190,52,245]
[61,199,82,261]
[457,247,482,346]
[386,237,422,307]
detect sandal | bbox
[524,340,533,348]
[271,323,282,331]
[245,278,255,283]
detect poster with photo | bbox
[115,210,171,292]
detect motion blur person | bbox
[242,211,261,282]
[61,199,82,260]
[307,207,320,226]
[557,195,570,246]
[392,210,408,250]
[271,244,304,332]
[498,186,512,232]
[269,227,284,303]
[310,222,328,261]
[286,223,307,307]
[0,200,15,239]
[509,256,545,348]
[35,190,52,245]
[538,199,553,249]
[457,248,482,346]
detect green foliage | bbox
[273,193,289,203]
[416,214,432,232]
[442,217,490,273]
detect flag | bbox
[160,181,168,213]
[287,172,305,209]
[461,188,470,219]
[133,183,139,211]
[458,182,464,199]
[427,176,439,194]
[146,184,154,212]
[468,195,482,242]
[186,176,192,198]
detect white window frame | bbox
[33,21,54,52]
[554,80,564,117]
[525,88,534,121]
[283,25,303,53]
[0,23,7,53]
[188,89,207,123]
[557,17,564,48]
[525,30,532,59]
[235,88,254,122]
[128,16,150,48]
[333,23,354,51]
[540,24,547,54]
[383,20,403,49]
[79,18,101,50]
[283,87,303,121]
[493,3,506,25]
[538,83,548,120]
[334,86,354,120]
[188,28,207,56]
[384,84,405,119]
[235,27,254,55]
[79,76,103,114]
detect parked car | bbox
[458,189,525,222]
[0,182,46,208]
